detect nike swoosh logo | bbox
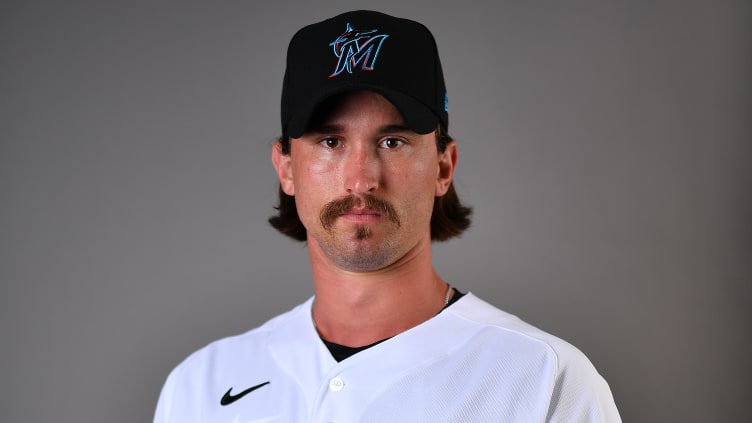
[220,381,271,406]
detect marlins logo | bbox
[329,23,389,77]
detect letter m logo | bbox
[329,23,389,78]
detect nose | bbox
[343,143,380,194]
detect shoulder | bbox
[170,298,312,376]
[160,299,311,403]
[153,298,313,422]
[445,293,621,421]
[448,293,588,362]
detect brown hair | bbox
[268,126,472,242]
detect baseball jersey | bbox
[153,293,621,422]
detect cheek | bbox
[391,156,437,189]
[389,161,438,209]
[290,161,336,223]
[292,187,323,232]
[293,154,338,185]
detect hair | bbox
[268,125,472,242]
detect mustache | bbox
[320,195,400,232]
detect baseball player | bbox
[153,10,621,422]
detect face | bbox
[272,91,456,272]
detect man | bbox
[154,10,621,422]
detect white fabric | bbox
[154,293,621,422]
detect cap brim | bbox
[286,85,440,138]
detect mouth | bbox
[339,208,382,223]
[340,207,380,216]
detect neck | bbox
[308,236,450,347]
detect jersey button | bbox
[329,377,345,392]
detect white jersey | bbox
[154,293,621,422]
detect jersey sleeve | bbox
[545,352,622,423]
[152,356,206,423]
[152,370,174,423]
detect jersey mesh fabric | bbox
[359,328,556,422]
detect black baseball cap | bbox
[281,10,448,138]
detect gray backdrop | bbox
[2,1,750,422]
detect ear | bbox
[435,141,458,196]
[271,141,295,196]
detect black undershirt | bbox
[321,288,466,362]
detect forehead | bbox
[306,91,406,131]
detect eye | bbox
[319,137,341,149]
[379,137,405,149]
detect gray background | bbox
[2,0,750,422]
